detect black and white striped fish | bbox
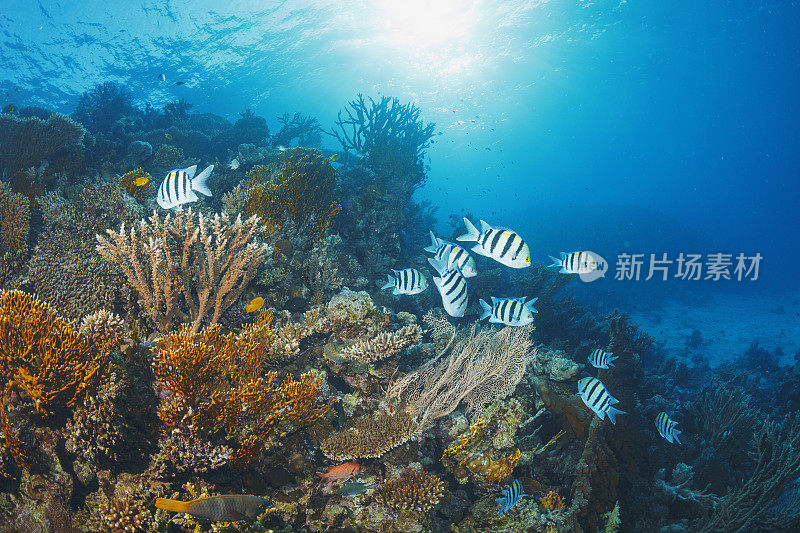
[428,246,469,317]
[424,231,477,277]
[495,479,524,516]
[478,296,537,326]
[655,412,682,444]
[381,268,428,295]
[577,377,625,425]
[156,164,214,209]
[457,218,530,269]
[548,251,601,274]
[588,348,617,369]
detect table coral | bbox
[320,410,419,461]
[0,290,111,469]
[339,324,422,363]
[97,208,271,333]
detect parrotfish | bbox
[155,495,270,522]
[336,481,375,496]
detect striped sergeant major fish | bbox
[381,268,428,295]
[496,479,523,516]
[588,348,617,369]
[428,246,469,317]
[655,412,682,444]
[156,164,214,209]
[457,218,530,269]
[548,251,600,274]
[424,231,477,277]
[478,296,537,326]
[577,377,625,425]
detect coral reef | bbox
[0,181,30,257]
[339,323,422,363]
[0,113,86,176]
[96,209,271,332]
[118,168,155,203]
[375,468,446,513]
[272,112,322,148]
[320,410,419,461]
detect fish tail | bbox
[155,498,190,513]
[427,254,449,276]
[456,217,480,242]
[525,297,538,314]
[381,275,395,290]
[548,255,562,268]
[606,406,626,425]
[423,231,439,253]
[479,299,492,321]
[673,430,682,444]
[191,164,214,196]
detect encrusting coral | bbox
[96,208,271,333]
[151,320,330,468]
[0,290,111,469]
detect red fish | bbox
[317,462,362,485]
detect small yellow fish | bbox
[164,133,172,140]
[329,153,340,162]
[155,495,269,522]
[134,176,150,186]
[245,296,264,313]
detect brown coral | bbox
[151,322,330,468]
[240,148,341,240]
[153,144,184,169]
[340,324,422,363]
[89,497,153,533]
[375,469,446,513]
[320,410,419,461]
[0,180,30,256]
[118,168,155,203]
[0,113,86,175]
[97,209,271,333]
[0,290,110,469]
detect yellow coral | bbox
[240,148,340,241]
[0,181,30,256]
[118,168,155,202]
[0,290,110,469]
[540,488,566,511]
[485,448,522,484]
[151,321,330,469]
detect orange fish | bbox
[134,176,149,186]
[245,296,264,313]
[155,495,269,522]
[317,462,363,484]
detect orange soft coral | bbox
[151,320,330,469]
[118,168,155,202]
[0,290,110,469]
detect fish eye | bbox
[525,257,530,262]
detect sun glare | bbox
[372,0,478,54]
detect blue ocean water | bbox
[3,1,797,292]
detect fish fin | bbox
[423,231,439,253]
[381,275,395,290]
[479,299,491,321]
[227,508,245,520]
[456,218,480,242]
[548,255,562,268]
[432,275,443,288]
[488,315,502,324]
[191,165,214,196]
[479,219,493,233]
[156,197,171,210]
[155,498,189,513]
[608,394,620,405]
[558,267,569,274]
[673,431,682,444]
[607,361,615,368]
[392,288,401,295]
[606,406,626,425]
[471,244,487,257]
[183,165,198,178]
[490,296,499,305]
[665,433,674,444]
[184,189,199,203]
[525,297,538,313]
[428,252,450,276]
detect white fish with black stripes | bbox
[457,218,531,268]
[428,245,469,317]
[424,231,477,277]
[156,164,214,209]
[577,377,625,425]
[548,251,607,282]
[478,296,537,326]
[381,268,428,295]
[655,412,682,444]
[588,348,617,369]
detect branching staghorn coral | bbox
[96,208,271,333]
[388,317,535,430]
[0,290,111,469]
[151,321,330,468]
[375,468,446,513]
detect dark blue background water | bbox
[2,0,798,293]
